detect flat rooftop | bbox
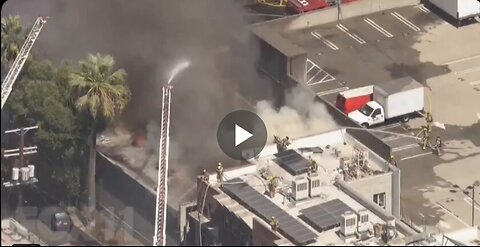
[204,130,399,245]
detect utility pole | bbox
[472,181,480,226]
[337,0,342,21]
[2,126,39,217]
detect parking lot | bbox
[281,4,480,232]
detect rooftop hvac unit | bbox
[340,211,357,236]
[357,209,371,233]
[20,167,29,181]
[12,167,19,181]
[291,176,309,201]
[308,173,322,198]
[28,164,35,178]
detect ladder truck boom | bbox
[153,85,172,246]
[1,16,47,109]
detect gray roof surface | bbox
[252,21,306,57]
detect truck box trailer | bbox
[429,0,480,22]
[348,77,425,127]
[335,85,373,114]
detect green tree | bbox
[69,53,130,224]
[1,15,27,70]
[7,60,85,206]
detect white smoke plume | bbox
[257,86,338,142]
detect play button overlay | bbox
[235,124,253,146]
[217,110,267,160]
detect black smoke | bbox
[2,0,273,197]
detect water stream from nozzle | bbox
[167,60,191,85]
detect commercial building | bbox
[181,128,415,246]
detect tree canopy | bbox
[7,60,85,205]
[1,15,27,69]
[70,53,130,123]
[2,16,131,208]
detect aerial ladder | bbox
[1,16,47,109]
[153,85,172,246]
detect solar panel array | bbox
[222,178,317,245]
[274,149,311,176]
[300,199,355,232]
[298,147,324,154]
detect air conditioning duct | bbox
[357,209,371,233]
[291,176,309,201]
[308,173,322,198]
[340,211,357,236]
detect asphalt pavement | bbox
[279,3,480,233]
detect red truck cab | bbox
[287,0,329,14]
[335,85,374,114]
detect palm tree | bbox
[69,53,130,226]
[1,15,26,70]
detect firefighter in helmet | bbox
[216,162,224,186]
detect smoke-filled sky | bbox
[2,0,271,174]
[2,0,339,201]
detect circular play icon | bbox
[217,110,267,160]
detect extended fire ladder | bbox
[153,86,172,246]
[1,17,47,109]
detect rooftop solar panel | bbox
[298,147,324,154]
[300,199,355,232]
[274,149,311,176]
[222,178,317,245]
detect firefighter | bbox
[270,216,279,232]
[426,112,433,133]
[389,155,397,167]
[216,162,224,186]
[274,135,283,153]
[309,156,318,174]
[435,136,442,148]
[420,125,430,150]
[282,136,291,151]
[201,169,209,183]
[434,136,443,156]
[268,176,278,198]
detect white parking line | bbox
[311,31,339,50]
[316,86,349,96]
[391,12,421,32]
[307,69,322,84]
[442,54,480,65]
[364,18,394,38]
[455,66,480,75]
[470,80,480,86]
[336,24,366,44]
[305,59,337,85]
[392,143,419,152]
[401,152,431,161]
[437,202,471,227]
[415,5,431,13]
[464,197,480,211]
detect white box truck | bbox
[348,77,425,128]
[429,0,480,23]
